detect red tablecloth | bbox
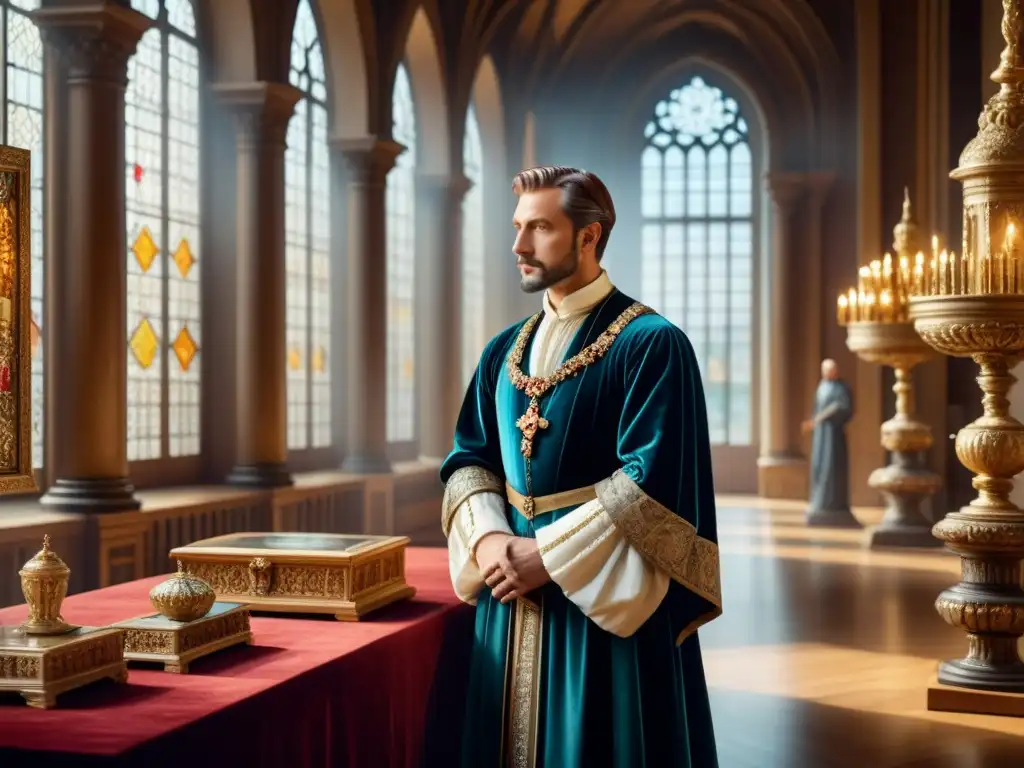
[0,546,473,767]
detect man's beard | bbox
[518,245,579,294]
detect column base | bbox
[341,454,392,475]
[806,508,863,529]
[39,478,140,513]
[226,463,293,488]
[756,456,808,500]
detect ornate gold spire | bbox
[891,187,920,257]
[957,0,1024,170]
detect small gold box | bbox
[113,602,253,674]
[170,532,417,621]
[0,626,127,709]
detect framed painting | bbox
[0,147,36,494]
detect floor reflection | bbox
[704,502,1024,767]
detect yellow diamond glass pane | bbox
[172,326,198,371]
[132,226,159,272]
[288,346,302,371]
[173,238,195,278]
[312,346,326,373]
[130,318,160,369]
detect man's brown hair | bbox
[512,166,616,261]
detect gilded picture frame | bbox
[0,146,36,494]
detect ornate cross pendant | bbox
[515,397,549,458]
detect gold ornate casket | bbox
[169,533,416,621]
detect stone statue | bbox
[802,359,860,527]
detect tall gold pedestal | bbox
[0,626,127,709]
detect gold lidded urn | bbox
[19,534,72,635]
[149,560,216,623]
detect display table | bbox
[0,546,473,767]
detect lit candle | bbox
[1006,223,1016,294]
[939,250,948,295]
[914,252,925,295]
[837,293,848,325]
[880,290,892,322]
[849,288,859,322]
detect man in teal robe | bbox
[440,166,722,767]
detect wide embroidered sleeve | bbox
[595,318,722,644]
[440,330,516,603]
[534,497,669,638]
[446,491,514,603]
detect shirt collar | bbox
[542,270,614,320]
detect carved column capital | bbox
[804,170,836,209]
[212,81,303,150]
[417,171,473,203]
[32,2,151,86]
[764,171,807,211]
[332,136,405,186]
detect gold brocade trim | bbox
[506,482,597,522]
[595,469,723,627]
[507,597,543,768]
[441,466,503,537]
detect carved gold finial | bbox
[176,559,184,574]
[42,534,50,552]
[998,0,1023,77]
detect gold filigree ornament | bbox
[907,0,1024,699]
[149,560,216,622]
[507,301,652,518]
[19,535,74,636]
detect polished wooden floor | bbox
[704,497,1024,767]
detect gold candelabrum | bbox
[837,190,943,548]
[907,0,1024,696]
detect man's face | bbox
[512,188,579,294]
[822,361,838,380]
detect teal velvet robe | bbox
[440,289,722,768]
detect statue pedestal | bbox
[805,507,862,528]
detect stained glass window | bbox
[461,103,485,386]
[1,0,44,469]
[285,0,331,452]
[125,0,201,461]
[386,63,416,444]
[641,75,753,446]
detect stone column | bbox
[803,172,836,415]
[757,172,807,499]
[213,82,301,488]
[35,2,150,511]
[416,172,472,460]
[333,137,403,473]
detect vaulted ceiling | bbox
[479,0,839,102]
